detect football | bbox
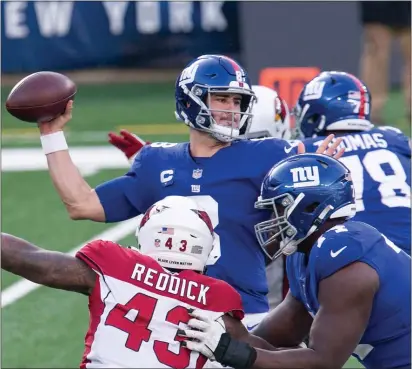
[5,71,77,123]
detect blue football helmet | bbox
[294,71,374,138]
[175,54,256,142]
[255,153,356,260]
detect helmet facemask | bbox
[255,193,335,260]
[255,193,299,260]
[293,102,327,139]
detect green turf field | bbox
[2,82,409,368]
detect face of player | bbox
[267,205,286,254]
[208,93,242,129]
[262,201,297,260]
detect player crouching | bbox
[1,196,244,368]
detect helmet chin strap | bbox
[308,204,335,234]
[211,132,234,143]
[279,203,335,258]
[314,115,326,135]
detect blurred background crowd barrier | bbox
[2,1,410,116]
[2,1,240,72]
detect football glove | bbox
[108,129,149,164]
[178,309,257,369]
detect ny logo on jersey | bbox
[290,166,320,188]
[179,63,199,87]
[191,185,201,193]
[303,81,325,101]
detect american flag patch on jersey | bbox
[161,227,174,235]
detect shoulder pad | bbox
[311,224,365,280]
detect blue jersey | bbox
[95,138,298,314]
[287,220,411,369]
[303,127,411,253]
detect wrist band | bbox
[40,131,68,155]
[215,333,257,369]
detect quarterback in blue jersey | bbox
[108,84,294,313]
[37,55,342,325]
[178,154,411,369]
[294,71,411,253]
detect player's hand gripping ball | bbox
[5,71,77,123]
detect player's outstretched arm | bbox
[38,101,106,222]
[222,314,277,350]
[252,291,313,347]
[39,102,147,223]
[1,233,95,295]
[181,292,312,352]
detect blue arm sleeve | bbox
[95,174,141,223]
[95,147,152,223]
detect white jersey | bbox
[76,240,244,369]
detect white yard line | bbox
[2,147,130,173]
[1,218,138,308]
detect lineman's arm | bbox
[181,262,377,369]
[222,315,277,350]
[1,233,95,295]
[181,291,312,350]
[249,262,378,368]
[252,291,313,347]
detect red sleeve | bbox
[205,279,245,320]
[75,240,129,274]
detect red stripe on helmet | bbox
[348,73,367,119]
[222,56,241,73]
[221,56,244,87]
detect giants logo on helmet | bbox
[179,63,199,87]
[290,166,320,188]
[303,81,325,101]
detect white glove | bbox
[179,309,226,361]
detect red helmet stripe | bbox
[193,209,214,234]
[348,73,367,119]
[221,56,244,87]
[222,56,241,73]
